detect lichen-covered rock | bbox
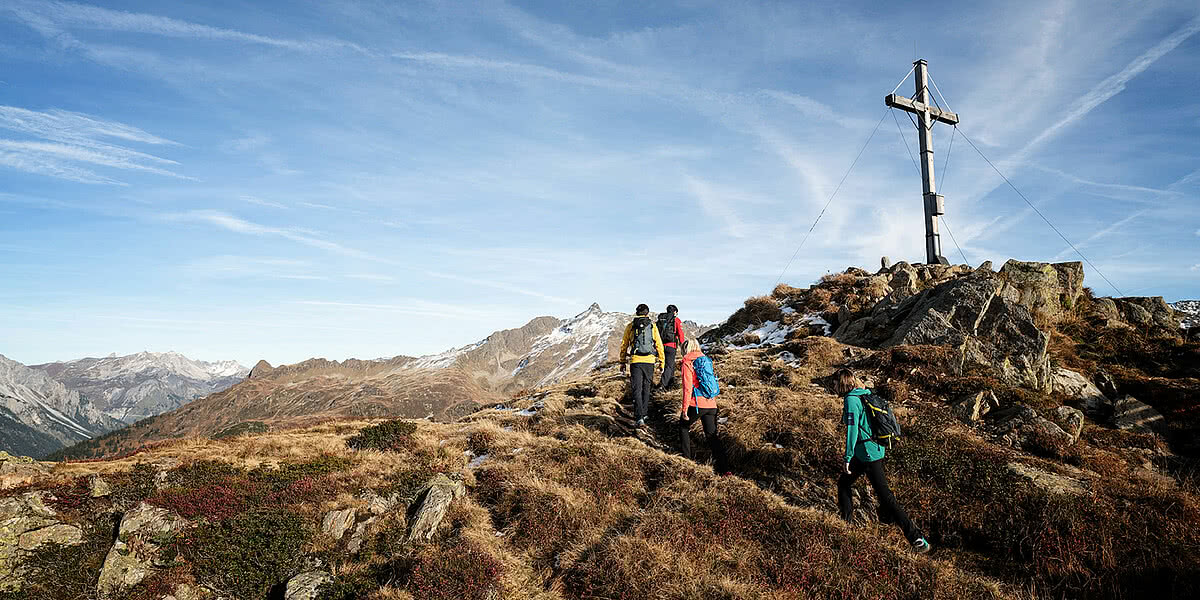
[97,502,188,597]
[1051,368,1111,414]
[90,475,112,498]
[346,518,376,554]
[321,508,355,541]
[1007,462,1087,495]
[951,390,998,424]
[0,452,49,490]
[1111,395,1166,434]
[408,474,465,542]
[17,523,82,550]
[285,570,332,600]
[997,260,1083,321]
[0,491,82,590]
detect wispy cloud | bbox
[1051,210,1145,260]
[168,210,376,260]
[0,105,186,183]
[4,0,370,55]
[1014,15,1200,162]
[242,195,287,209]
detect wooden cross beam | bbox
[885,59,959,265]
[885,94,959,125]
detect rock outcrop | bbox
[835,260,1083,390]
[284,570,332,600]
[408,474,465,542]
[0,452,49,490]
[97,502,188,596]
[0,491,84,590]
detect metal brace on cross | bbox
[886,59,959,265]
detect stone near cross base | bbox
[1111,395,1166,434]
[951,390,999,425]
[1051,368,1111,415]
[880,256,891,271]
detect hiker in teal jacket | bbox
[835,368,930,554]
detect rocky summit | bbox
[1,259,1197,600]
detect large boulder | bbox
[1051,368,1111,415]
[1111,395,1166,434]
[97,502,188,597]
[997,260,1084,322]
[0,491,84,590]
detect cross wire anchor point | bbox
[886,59,959,265]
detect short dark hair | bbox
[666,304,678,314]
[636,304,649,315]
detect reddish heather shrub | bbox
[404,540,505,600]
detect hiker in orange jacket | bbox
[679,339,730,474]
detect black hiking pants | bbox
[658,345,677,389]
[629,362,654,420]
[679,407,729,473]
[838,458,924,543]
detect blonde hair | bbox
[833,368,862,396]
[682,338,701,355]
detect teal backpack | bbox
[692,355,720,398]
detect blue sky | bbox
[1,0,1198,367]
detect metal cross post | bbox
[886,59,959,265]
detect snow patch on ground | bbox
[1172,300,1198,329]
[722,312,831,350]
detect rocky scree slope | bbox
[0,355,120,458]
[52,305,702,460]
[32,352,248,425]
[3,259,1197,599]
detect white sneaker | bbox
[912,538,931,554]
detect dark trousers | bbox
[838,458,923,543]
[629,362,654,419]
[679,407,729,473]
[658,345,677,389]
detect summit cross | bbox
[886,59,959,265]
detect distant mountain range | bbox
[1,352,247,457]
[53,304,706,460]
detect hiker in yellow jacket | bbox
[619,303,665,428]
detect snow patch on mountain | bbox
[515,303,624,386]
[1172,300,1198,329]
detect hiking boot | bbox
[635,417,646,428]
[912,538,931,554]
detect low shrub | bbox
[0,515,113,600]
[346,419,418,452]
[211,421,268,439]
[180,508,309,599]
[402,540,506,600]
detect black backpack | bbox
[860,392,901,447]
[656,313,677,345]
[631,317,656,356]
